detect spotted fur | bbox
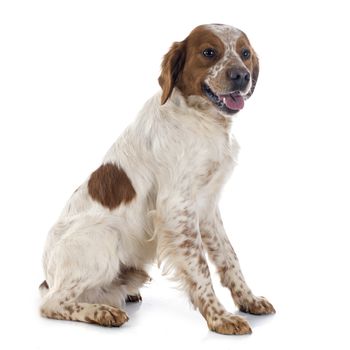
[40,24,274,334]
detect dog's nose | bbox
[227,68,250,90]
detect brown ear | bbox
[247,52,259,98]
[158,40,186,105]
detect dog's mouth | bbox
[203,84,245,115]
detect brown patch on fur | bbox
[159,25,225,104]
[236,33,259,98]
[180,268,198,291]
[88,163,136,210]
[235,290,242,298]
[217,265,228,275]
[184,249,191,256]
[50,311,60,319]
[180,239,195,249]
[64,304,75,315]
[198,254,207,267]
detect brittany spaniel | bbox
[40,24,275,335]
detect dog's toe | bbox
[208,313,252,335]
[239,296,276,315]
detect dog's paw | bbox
[239,296,276,315]
[207,313,252,335]
[85,305,129,327]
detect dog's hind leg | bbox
[40,266,150,324]
[40,283,128,326]
[79,266,150,306]
[120,266,150,303]
[40,215,130,326]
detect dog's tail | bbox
[39,280,49,297]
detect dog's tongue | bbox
[220,94,244,110]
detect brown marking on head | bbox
[88,163,136,210]
[235,33,259,98]
[158,25,224,104]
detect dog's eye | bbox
[242,49,251,60]
[203,48,216,58]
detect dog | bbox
[40,23,275,335]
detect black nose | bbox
[227,68,250,90]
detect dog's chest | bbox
[196,160,221,186]
[197,155,233,189]
[190,137,236,191]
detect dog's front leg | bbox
[200,208,275,315]
[155,194,251,335]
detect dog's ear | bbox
[158,40,186,105]
[247,52,259,98]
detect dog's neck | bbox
[163,88,234,133]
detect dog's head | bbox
[159,24,259,116]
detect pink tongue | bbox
[221,94,244,110]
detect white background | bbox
[1,0,349,349]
